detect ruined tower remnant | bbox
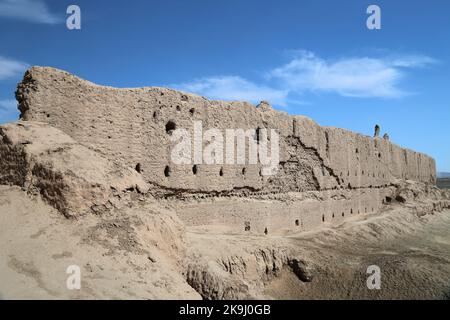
[374,124,380,138]
[7,66,437,232]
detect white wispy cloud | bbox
[174,76,289,106]
[0,0,60,24]
[268,50,437,98]
[389,55,437,68]
[173,50,436,107]
[0,56,28,80]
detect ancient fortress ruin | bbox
[1,67,437,233]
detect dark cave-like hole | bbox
[165,120,176,134]
[135,163,142,173]
[255,127,261,143]
[164,165,171,177]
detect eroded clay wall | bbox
[16,67,436,198]
[11,66,438,232]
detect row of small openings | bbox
[355,148,382,159]
[322,207,367,222]
[163,119,247,178]
[244,206,377,231]
[166,100,195,113]
[193,164,225,177]
[244,222,268,235]
[242,218,328,232]
[344,169,386,178]
[164,165,228,177]
[165,119,261,145]
[173,106,196,115]
[155,106,195,120]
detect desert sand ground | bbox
[1,184,449,300]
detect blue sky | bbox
[0,0,449,171]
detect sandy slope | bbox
[0,186,199,299]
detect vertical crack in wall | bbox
[325,131,330,160]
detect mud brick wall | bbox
[13,66,437,231]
